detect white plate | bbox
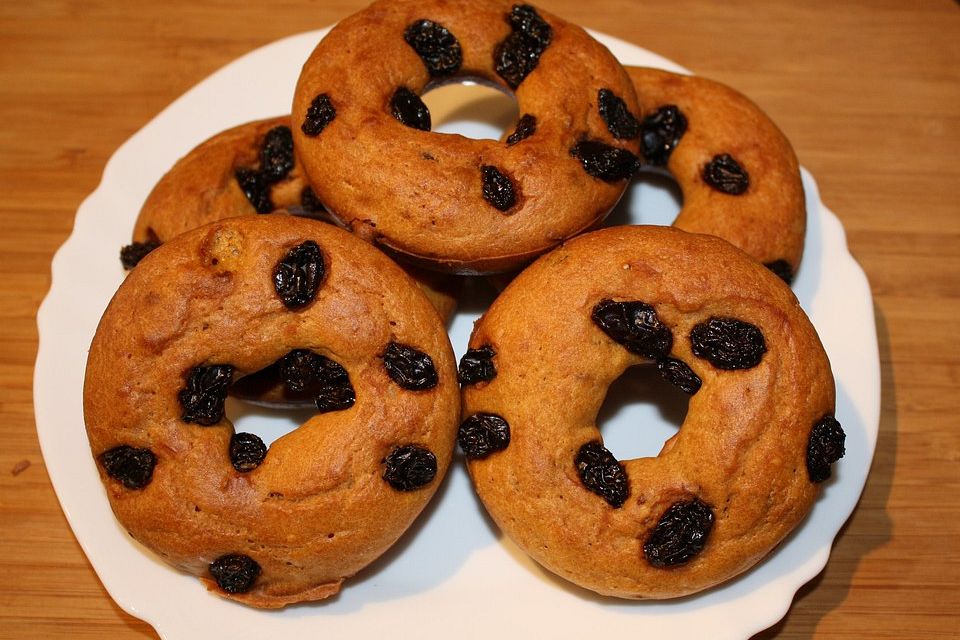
[34,28,879,640]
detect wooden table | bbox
[2,1,958,637]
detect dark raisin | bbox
[179,365,234,425]
[383,445,437,491]
[390,87,431,131]
[690,317,766,370]
[259,125,295,183]
[300,186,326,214]
[591,299,673,360]
[278,349,355,413]
[481,165,517,212]
[458,345,497,385]
[598,88,640,139]
[274,240,324,309]
[703,153,750,195]
[382,342,438,390]
[229,432,267,473]
[644,498,714,567]
[765,259,794,285]
[494,4,553,89]
[403,19,462,77]
[302,93,336,137]
[458,413,510,459]
[209,554,261,594]
[806,415,846,483]
[120,241,160,269]
[570,140,639,182]
[575,441,628,508]
[99,445,156,490]
[234,167,273,214]
[506,113,537,146]
[656,357,702,395]
[640,105,687,166]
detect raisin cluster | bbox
[690,317,766,370]
[458,413,511,459]
[806,415,846,483]
[403,19,462,77]
[229,432,267,473]
[274,240,325,309]
[640,105,687,166]
[644,498,715,567]
[119,240,160,270]
[598,88,640,140]
[382,342,438,390]
[391,87,432,131]
[99,445,157,490]
[383,445,437,491]
[591,299,673,360]
[703,153,750,195]
[494,4,553,89]
[575,441,628,507]
[234,125,296,214]
[179,364,234,425]
[278,349,355,413]
[458,345,497,385]
[506,114,537,146]
[301,93,336,137]
[571,140,639,182]
[481,165,517,212]
[209,554,261,594]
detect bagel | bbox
[458,225,844,598]
[85,215,459,607]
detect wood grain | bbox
[1,1,958,638]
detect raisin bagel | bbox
[85,215,459,607]
[458,225,845,599]
[292,0,642,274]
[628,67,806,282]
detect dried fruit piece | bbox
[458,413,510,459]
[302,93,336,137]
[598,88,640,139]
[179,365,234,425]
[300,186,325,214]
[259,125,295,183]
[390,87,431,131]
[234,167,273,214]
[570,140,639,182]
[575,441,628,507]
[229,432,267,472]
[644,498,714,567]
[274,240,324,309]
[278,349,355,413]
[209,554,261,594]
[382,342,438,390]
[640,105,687,166]
[458,345,497,385]
[806,415,846,483]
[703,153,750,195]
[99,445,156,490]
[494,4,553,89]
[481,165,517,212]
[690,317,766,370]
[656,357,702,395]
[403,19,462,77]
[765,260,793,285]
[591,299,673,360]
[383,445,437,491]
[506,113,537,146]
[120,241,160,269]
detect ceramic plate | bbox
[34,28,879,639]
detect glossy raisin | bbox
[458,345,497,385]
[644,498,714,567]
[570,140,639,182]
[494,4,553,89]
[806,415,846,483]
[481,165,517,212]
[229,432,267,473]
[391,87,431,132]
[458,413,510,459]
[383,445,437,491]
[234,167,273,214]
[403,19,462,77]
[120,241,160,269]
[591,299,673,360]
[656,357,702,395]
[382,342,438,390]
[259,125,295,183]
[209,554,260,594]
[300,186,326,214]
[179,364,234,425]
[99,445,156,490]
[274,240,324,309]
[598,88,640,139]
[690,317,766,370]
[703,153,750,195]
[575,441,628,508]
[640,105,687,166]
[765,259,793,285]
[506,113,536,146]
[302,93,336,137]
[278,349,355,413]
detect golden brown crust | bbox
[626,67,806,277]
[462,225,834,598]
[292,0,641,274]
[86,216,460,607]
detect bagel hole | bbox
[421,81,519,141]
[595,363,689,461]
[606,170,683,227]
[225,397,316,448]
